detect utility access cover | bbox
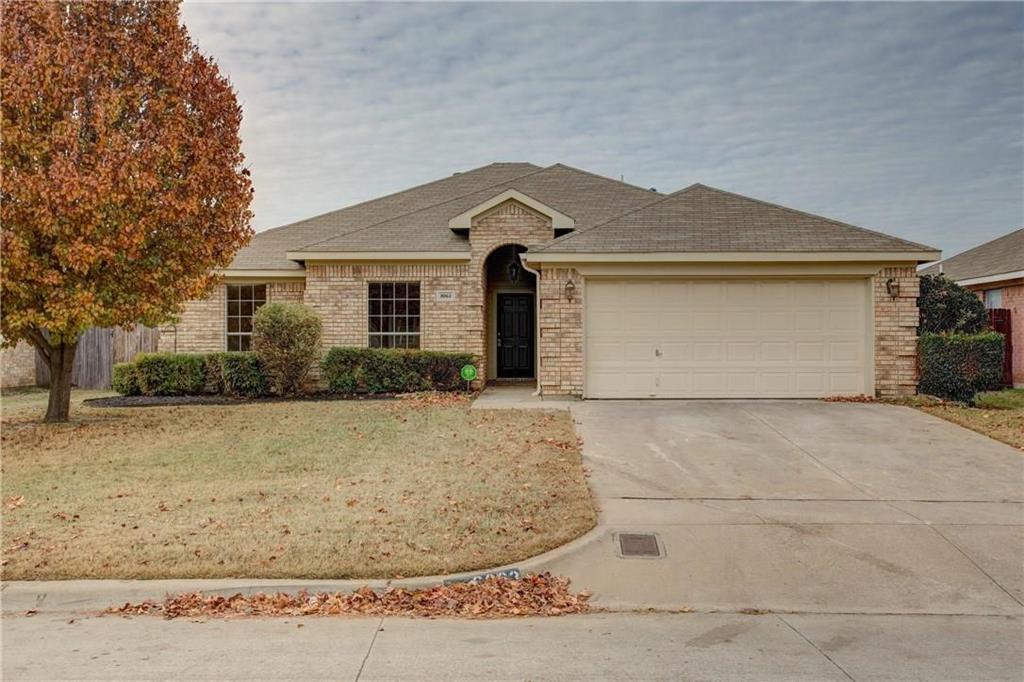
[617,532,662,558]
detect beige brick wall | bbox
[1,341,37,389]
[873,266,920,397]
[304,262,469,350]
[537,267,584,396]
[158,280,307,353]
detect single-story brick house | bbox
[162,162,940,398]
[920,228,1023,388]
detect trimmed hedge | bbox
[207,352,268,398]
[134,353,208,396]
[918,331,1005,403]
[114,352,268,397]
[112,362,140,396]
[321,347,475,394]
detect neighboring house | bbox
[920,228,1023,387]
[1,342,37,390]
[162,162,939,399]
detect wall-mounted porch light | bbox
[564,278,577,303]
[885,278,900,299]
[507,258,522,284]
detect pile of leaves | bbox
[107,573,589,620]
[820,395,877,403]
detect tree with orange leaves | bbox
[2,1,253,421]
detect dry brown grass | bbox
[915,402,1024,451]
[1,389,595,580]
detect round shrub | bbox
[918,274,987,334]
[252,303,322,395]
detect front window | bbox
[369,282,420,348]
[983,288,1003,309]
[226,284,266,350]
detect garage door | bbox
[585,279,870,398]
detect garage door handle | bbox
[654,348,662,357]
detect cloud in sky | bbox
[180,1,1023,256]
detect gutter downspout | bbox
[520,255,543,398]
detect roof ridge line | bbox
[295,164,552,251]
[532,183,702,252]
[692,184,936,252]
[547,163,666,196]
[254,162,541,239]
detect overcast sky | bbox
[180,1,1023,257]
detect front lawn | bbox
[913,389,1024,451]
[1,390,595,580]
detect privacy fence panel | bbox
[35,326,160,390]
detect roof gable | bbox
[448,190,575,232]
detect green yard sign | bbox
[460,364,478,382]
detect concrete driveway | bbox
[541,400,1024,616]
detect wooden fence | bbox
[36,325,160,390]
[989,308,1013,388]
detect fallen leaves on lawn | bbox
[106,573,589,619]
[6,495,24,510]
[395,392,471,408]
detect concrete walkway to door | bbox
[541,400,1023,617]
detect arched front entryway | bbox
[483,244,537,382]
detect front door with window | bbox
[497,293,534,378]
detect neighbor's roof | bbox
[230,163,661,270]
[919,228,1024,282]
[531,184,938,254]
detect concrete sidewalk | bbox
[3,610,1022,680]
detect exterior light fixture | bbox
[507,258,522,284]
[885,278,900,299]
[564,278,577,302]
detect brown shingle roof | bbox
[230,165,936,269]
[532,184,937,253]
[229,163,542,270]
[919,228,1024,281]
[528,183,937,251]
[300,164,663,253]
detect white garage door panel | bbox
[586,279,870,398]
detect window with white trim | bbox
[226,284,267,351]
[983,288,1003,309]
[368,282,420,348]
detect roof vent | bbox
[649,187,657,192]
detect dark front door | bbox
[498,293,534,378]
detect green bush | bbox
[111,363,140,396]
[918,331,1005,402]
[113,352,269,397]
[321,347,475,394]
[209,352,268,397]
[252,303,323,395]
[918,274,987,334]
[133,353,208,396]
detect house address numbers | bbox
[435,290,458,302]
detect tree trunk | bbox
[44,340,78,422]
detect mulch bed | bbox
[106,573,590,619]
[85,391,472,409]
